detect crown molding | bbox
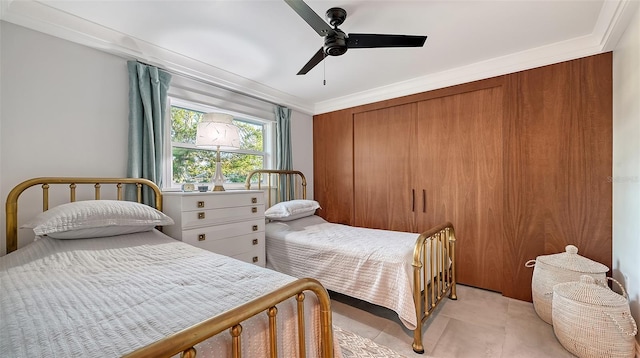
[1,0,635,116]
[314,35,600,114]
[313,0,636,114]
[0,0,316,115]
[598,0,640,52]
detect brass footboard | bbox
[125,277,334,358]
[411,222,457,354]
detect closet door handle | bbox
[423,190,427,213]
[412,189,416,212]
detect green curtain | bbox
[126,61,172,205]
[275,105,294,200]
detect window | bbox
[169,105,271,188]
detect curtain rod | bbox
[136,60,284,109]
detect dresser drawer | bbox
[180,219,265,245]
[192,233,265,259]
[162,190,267,266]
[180,205,265,228]
[180,192,264,211]
[231,251,265,267]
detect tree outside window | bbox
[171,106,264,185]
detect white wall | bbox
[0,22,130,255]
[0,22,316,255]
[290,109,314,199]
[612,4,640,347]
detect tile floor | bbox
[330,284,576,358]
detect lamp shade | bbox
[195,113,241,149]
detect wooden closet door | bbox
[313,110,354,225]
[354,104,417,231]
[416,86,504,292]
[503,53,612,301]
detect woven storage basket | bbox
[552,275,637,358]
[525,245,608,325]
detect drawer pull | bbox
[198,212,205,219]
[198,234,206,241]
[252,256,259,263]
[251,197,257,204]
[252,225,258,231]
[197,201,205,208]
[251,207,258,213]
[252,239,258,245]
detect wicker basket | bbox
[552,275,637,358]
[525,245,608,325]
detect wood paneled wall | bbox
[313,109,354,225]
[503,53,612,301]
[312,53,612,300]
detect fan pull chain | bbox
[323,52,326,86]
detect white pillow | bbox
[21,200,174,239]
[47,226,159,239]
[265,200,320,221]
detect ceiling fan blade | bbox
[347,34,427,48]
[297,48,325,75]
[284,0,333,37]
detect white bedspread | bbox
[0,230,331,357]
[266,215,422,330]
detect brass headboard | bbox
[5,177,162,254]
[244,170,307,208]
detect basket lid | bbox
[554,275,627,307]
[536,245,609,274]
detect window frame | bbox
[163,98,275,191]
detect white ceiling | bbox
[1,0,637,114]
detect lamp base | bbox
[212,148,226,192]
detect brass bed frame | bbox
[5,177,334,358]
[245,169,457,354]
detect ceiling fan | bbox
[284,0,427,75]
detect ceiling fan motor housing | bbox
[324,29,348,56]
